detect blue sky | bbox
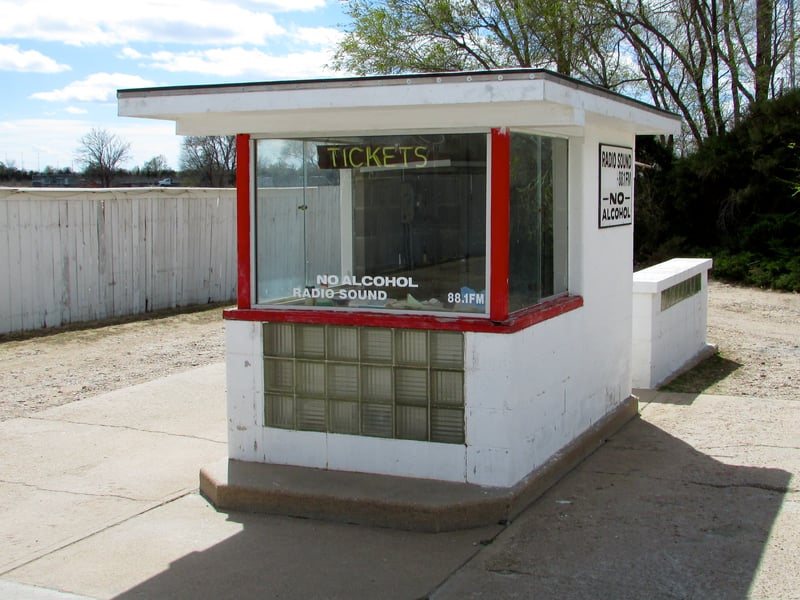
[0,0,350,172]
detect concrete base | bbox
[200,396,638,531]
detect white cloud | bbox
[141,46,341,79]
[0,43,71,73]
[0,0,288,46]
[0,117,182,170]
[119,47,143,60]
[250,0,326,10]
[65,106,88,114]
[290,26,344,47]
[30,73,157,103]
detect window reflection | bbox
[255,134,488,314]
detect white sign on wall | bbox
[598,144,633,228]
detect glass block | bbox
[431,370,464,406]
[263,323,294,357]
[295,324,325,359]
[265,393,294,429]
[361,365,393,403]
[263,358,294,392]
[360,327,393,363]
[395,330,428,366]
[396,405,428,440]
[395,368,428,405]
[362,403,393,438]
[327,363,359,399]
[431,408,465,444]
[430,331,464,368]
[330,400,359,434]
[296,397,326,431]
[296,361,325,396]
[327,326,359,361]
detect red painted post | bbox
[490,128,510,322]
[236,133,252,309]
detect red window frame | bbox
[226,131,582,333]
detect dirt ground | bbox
[0,306,228,421]
[0,281,798,422]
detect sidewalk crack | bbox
[0,478,140,501]
[26,415,225,444]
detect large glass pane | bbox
[508,133,569,312]
[255,134,487,314]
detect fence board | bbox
[0,188,237,335]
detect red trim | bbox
[490,128,510,322]
[223,294,582,334]
[236,133,252,309]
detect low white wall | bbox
[0,187,237,335]
[632,258,714,389]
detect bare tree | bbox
[179,136,236,187]
[75,127,131,187]
[335,0,800,147]
[142,154,170,177]
[601,0,798,145]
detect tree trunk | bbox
[755,0,773,103]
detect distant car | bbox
[158,177,173,186]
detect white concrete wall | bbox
[0,188,237,334]
[225,319,469,482]
[464,123,637,487]
[632,258,714,388]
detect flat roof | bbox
[118,69,682,137]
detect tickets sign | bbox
[598,144,633,228]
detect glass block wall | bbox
[263,323,465,444]
[660,273,702,311]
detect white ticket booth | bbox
[119,70,681,530]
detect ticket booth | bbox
[119,70,681,530]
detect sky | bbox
[0,0,350,172]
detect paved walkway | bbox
[0,365,797,599]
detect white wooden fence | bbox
[0,187,237,335]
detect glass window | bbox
[254,134,487,314]
[508,132,569,312]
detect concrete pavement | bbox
[0,365,797,599]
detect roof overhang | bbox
[118,69,682,138]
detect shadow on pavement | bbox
[114,417,790,600]
[659,352,743,397]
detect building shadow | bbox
[658,352,743,396]
[114,417,790,599]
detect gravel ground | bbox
[0,281,797,422]
[0,306,227,421]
